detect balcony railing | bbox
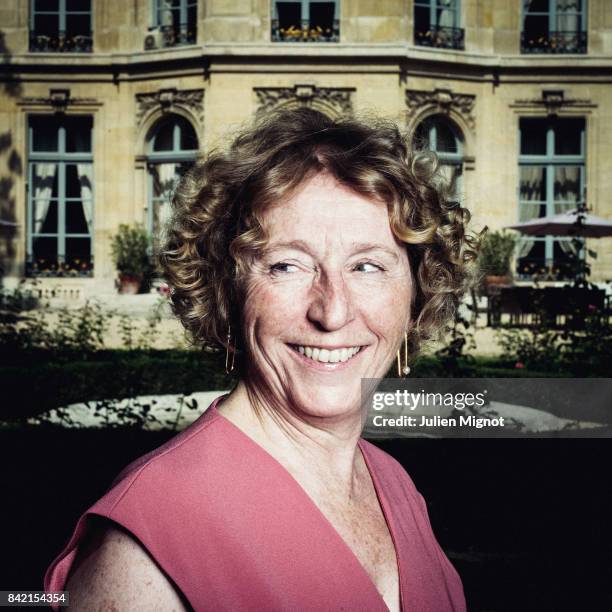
[271,19,340,42]
[26,256,94,278]
[29,31,93,53]
[516,258,577,281]
[521,30,587,54]
[414,25,465,50]
[161,24,196,47]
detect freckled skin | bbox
[65,173,412,612]
[66,522,187,611]
[242,171,413,422]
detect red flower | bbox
[515,361,525,369]
[587,304,597,313]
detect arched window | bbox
[414,116,464,203]
[146,115,198,248]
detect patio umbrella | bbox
[506,209,612,238]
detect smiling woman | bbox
[45,109,479,611]
[239,173,414,423]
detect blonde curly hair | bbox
[159,108,481,364]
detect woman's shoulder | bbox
[103,400,249,524]
[64,519,188,611]
[45,400,233,599]
[67,403,226,520]
[114,397,229,483]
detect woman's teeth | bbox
[293,345,362,364]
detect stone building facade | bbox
[1,0,611,295]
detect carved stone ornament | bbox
[254,85,354,119]
[405,88,476,132]
[511,90,596,117]
[135,88,204,127]
[18,88,101,113]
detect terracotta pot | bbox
[118,273,142,295]
[484,274,512,288]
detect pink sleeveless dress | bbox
[45,396,466,611]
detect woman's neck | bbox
[217,380,366,501]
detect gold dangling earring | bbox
[225,324,235,374]
[396,330,411,377]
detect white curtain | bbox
[518,237,536,258]
[152,163,178,237]
[518,165,543,259]
[559,239,580,255]
[76,163,94,234]
[33,163,57,234]
[159,0,174,27]
[438,0,455,28]
[556,165,582,256]
[556,0,580,51]
[557,0,580,32]
[554,166,580,213]
[519,166,543,205]
[519,166,544,221]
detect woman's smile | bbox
[287,343,368,370]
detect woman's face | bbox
[242,172,413,422]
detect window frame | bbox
[26,114,95,277]
[414,0,461,29]
[521,0,587,34]
[416,116,464,203]
[517,116,586,279]
[413,0,464,50]
[151,0,198,46]
[520,0,588,54]
[29,0,93,52]
[271,0,340,42]
[145,116,198,244]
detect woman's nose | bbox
[306,271,354,331]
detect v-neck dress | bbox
[45,396,466,611]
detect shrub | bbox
[497,309,612,377]
[1,350,236,423]
[110,223,154,280]
[478,230,516,276]
[0,295,113,360]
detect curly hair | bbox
[159,107,481,364]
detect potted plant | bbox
[110,223,153,294]
[478,230,516,291]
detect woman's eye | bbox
[269,262,299,274]
[354,262,384,273]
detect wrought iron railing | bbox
[26,256,93,278]
[515,258,576,281]
[521,30,587,54]
[487,286,608,329]
[29,31,93,53]
[414,25,465,50]
[160,24,197,47]
[271,19,340,42]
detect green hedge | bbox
[2,350,236,421]
[1,350,580,423]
